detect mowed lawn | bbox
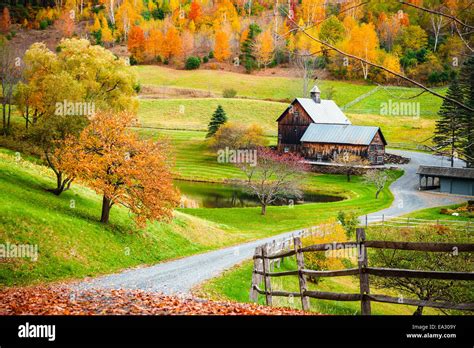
[139,98,286,134]
[0,149,255,286]
[138,99,437,146]
[134,65,445,115]
[138,128,401,236]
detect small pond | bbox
[174,180,344,209]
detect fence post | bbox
[249,246,263,302]
[294,237,310,311]
[357,228,371,315]
[262,244,272,306]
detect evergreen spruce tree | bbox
[433,78,464,167]
[458,55,474,167]
[206,105,227,138]
[241,23,261,73]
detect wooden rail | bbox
[249,228,474,314]
[364,215,474,232]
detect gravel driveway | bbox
[77,150,469,295]
[364,149,467,223]
[77,228,304,294]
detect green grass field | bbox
[139,98,286,134]
[137,127,401,236]
[0,140,401,286]
[138,99,437,146]
[135,65,445,114]
[0,149,256,286]
[404,203,472,221]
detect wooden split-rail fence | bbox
[364,215,474,232]
[249,228,474,314]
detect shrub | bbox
[208,122,268,150]
[133,82,141,93]
[222,88,237,98]
[301,219,348,284]
[337,211,358,239]
[185,56,201,70]
[129,56,138,66]
[208,50,214,59]
[39,20,48,30]
[203,56,209,63]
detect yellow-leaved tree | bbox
[214,30,231,62]
[16,39,138,195]
[255,29,274,69]
[340,21,379,79]
[301,219,350,284]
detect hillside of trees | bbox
[0,0,472,86]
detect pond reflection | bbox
[174,180,344,209]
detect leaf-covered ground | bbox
[0,286,315,315]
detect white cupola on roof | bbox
[310,85,321,103]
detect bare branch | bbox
[283,13,474,112]
[398,1,474,30]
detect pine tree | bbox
[433,78,464,167]
[207,105,227,138]
[241,23,261,73]
[459,55,474,167]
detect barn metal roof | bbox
[296,98,351,125]
[417,166,474,179]
[300,123,381,145]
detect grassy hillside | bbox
[0,149,251,286]
[0,142,400,286]
[139,98,286,134]
[138,100,437,146]
[134,65,445,114]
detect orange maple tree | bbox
[188,1,202,22]
[128,25,146,62]
[146,28,164,60]
[55,9,75,37]
[0,7,11,33]
[59,111,179,226]
[163,25,182,60]
[214,30,231,62]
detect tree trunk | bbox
[375,189,381,199]
[413,306,424,315]
[261,203,267,215]
[100,195,112,223]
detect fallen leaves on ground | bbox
[0,286,316,315]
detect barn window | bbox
[369,145,376,151]
[284,147,289,153]
[377,156,384,164]
[377,145,384,151]
[369,155,375,163]
[317,154,322,162]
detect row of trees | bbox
[2,0,469,83]
[0,38,178,226]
